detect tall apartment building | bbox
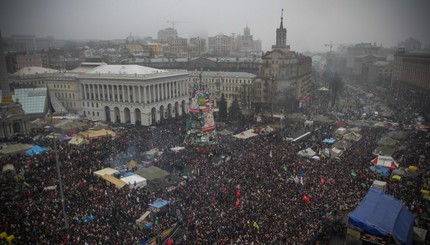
[147,43,164,57]
[392,50,430,105]
[11,35,37,52]
[168,37,188,57]
[208,35,233,56]
[157,28,178,44]
[397,37,421,52]
[234,26,262,57]
[16,53,43,70]
[346,43,380,73]
[189,37,206,57]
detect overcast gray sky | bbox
[1,0,429,52]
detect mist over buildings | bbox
[1,0,429,52]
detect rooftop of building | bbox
[395,49,430,57]
[88,64,167,75]
[70,62,107,73]
[11,87,48,115]
[188,71,256,78]
[373,61,391,66]
[14,67,60,76]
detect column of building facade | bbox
[142,86,146,104]
[157,84,160,102]
[126,85,130,103]
[150,85,153,102]
[116,85,120,102]
[89,84,93,100]
[138,86,142,104]
[165,82,168,99]
[80,84,85,100]
[120,85,124,102]
[89,84,96,100]
[96,84,99,100]
[84,84,88,100]
[162,83,165,100]
[101,84,105,101]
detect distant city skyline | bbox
[1,0,429,53]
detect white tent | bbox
[170,146,185,153]
[371,180,387,192]
[233,129,258,139]
[94,167,119,177]
[121,174,147,189]
[298,148,316,158]
[335,127,347,136]
[343,132,362,142]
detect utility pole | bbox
[51,113,69,230]
[271,75,275,122]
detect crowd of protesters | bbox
[0,80,429,245]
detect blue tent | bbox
[25,145,47,156]
[369,165,391,177]
[322,138,336,144]
[149,199,169,209]
[348,188,414,245]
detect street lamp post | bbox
[51,113,69,230]
[271,75,275,122]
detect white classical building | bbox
[79,65,189,125]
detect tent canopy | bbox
[233,129,258,139]
[149,199,169,209]
[378,137,399,146]
[25,145,47,156]
[81,129,115,139]
[343,132,362,142]
[68,136,88,146]
[371,155,399,168]
[0,144,33,156]
[102,174,127,189]
[348,188,414,245]
[333,140,352,150]
[135,166,169,181]
[94,167,119,177]
[298,148,316,158]
[125,160,138,169]
[322,138,336,144]
[120,174,147,189]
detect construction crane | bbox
[324,41,339,53]
[166,20,188,29]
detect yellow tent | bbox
[81,129,115,139]
[125,160,138,169]
[102,174,127,189]
[391,175,401,181]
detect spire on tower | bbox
[280,8,284,28]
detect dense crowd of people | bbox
[0,80,429,244]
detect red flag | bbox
[167,237,172,245]
[236,189,241,197]
[234,199,240,208]
[303,194,310,203]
